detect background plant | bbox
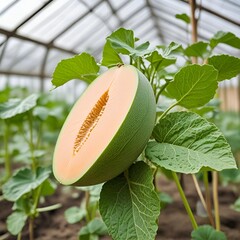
[0,90,69,240]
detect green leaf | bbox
[65,206,86,224]
[101,41,123,67]
[191,225,227,240]
[145,112,237,174]
[2,167,52,201]
[99,161,160,240]
[79,218,108,240]
[107,28,135,55]
[231,197,240,212]
[40,179,56,197]
[191,106,216,117]
[166,64,218,108]
[0,87,10,103]
[146,51,176,71]
[135,41,150,52]
[210,31,240,49]
[12,197,31,214]
[159,192,173,209]
[208,54,240,81]
[185,42,210,59]
[14,150,46,163]
[33,106,49,120]
[52,52,99,88]
[7,211,28,235]
[175,13,190,24]
[220,169,240,185]
[107,28,150,58]
[0,94,39,119]
[78,184,103,203]
[162,42,182,57]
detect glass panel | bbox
[123,8,150,29]
[117,0,145,20]
[56,14,103,50]
[75,24,110,54]
[0,33,6,44]
[109,0,129,10]
[19,0,88,43]
[0,37,45,74]
[0,0,16,14]
[0,0,44,30]
[81,0,100,8]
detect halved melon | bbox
[53,65,156,186]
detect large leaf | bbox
[166,64,218,108]
[3,167,52,201]
[99,161,160,240]
[107,28,150,58]
[208,54,240,81]
[210,31,240,49]
[52,52,99,88]
[7,211,28,235]
[107,28,135,55]
[185,42,209,59]
[145,112,237,174]
[101,40,123,67]
[191,225,227,240]
[0,94,39,119]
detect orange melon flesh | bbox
[53,65,156,186]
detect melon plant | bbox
[51,27,239,240]
[53,65,156,186]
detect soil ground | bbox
[0,175,239,240]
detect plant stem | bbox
[156,81,170,103]
[33,185,42,212]
[3,120,11,181]
[17,232,21,240]
[203,171,215,227]
[37,203,62,212]
[0,233,10,240]
[28,112,37,171]
[85,191,90,222]
[29,217,34,240]
[192,174,207,211]
[36,122,42,149]
[213,171,221,231]
[158,102,178,121]
[172,172,198,230]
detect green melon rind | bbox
[71,65,156,186]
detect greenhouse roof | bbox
[0,0,239,92]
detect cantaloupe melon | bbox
[53,65,156,186]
